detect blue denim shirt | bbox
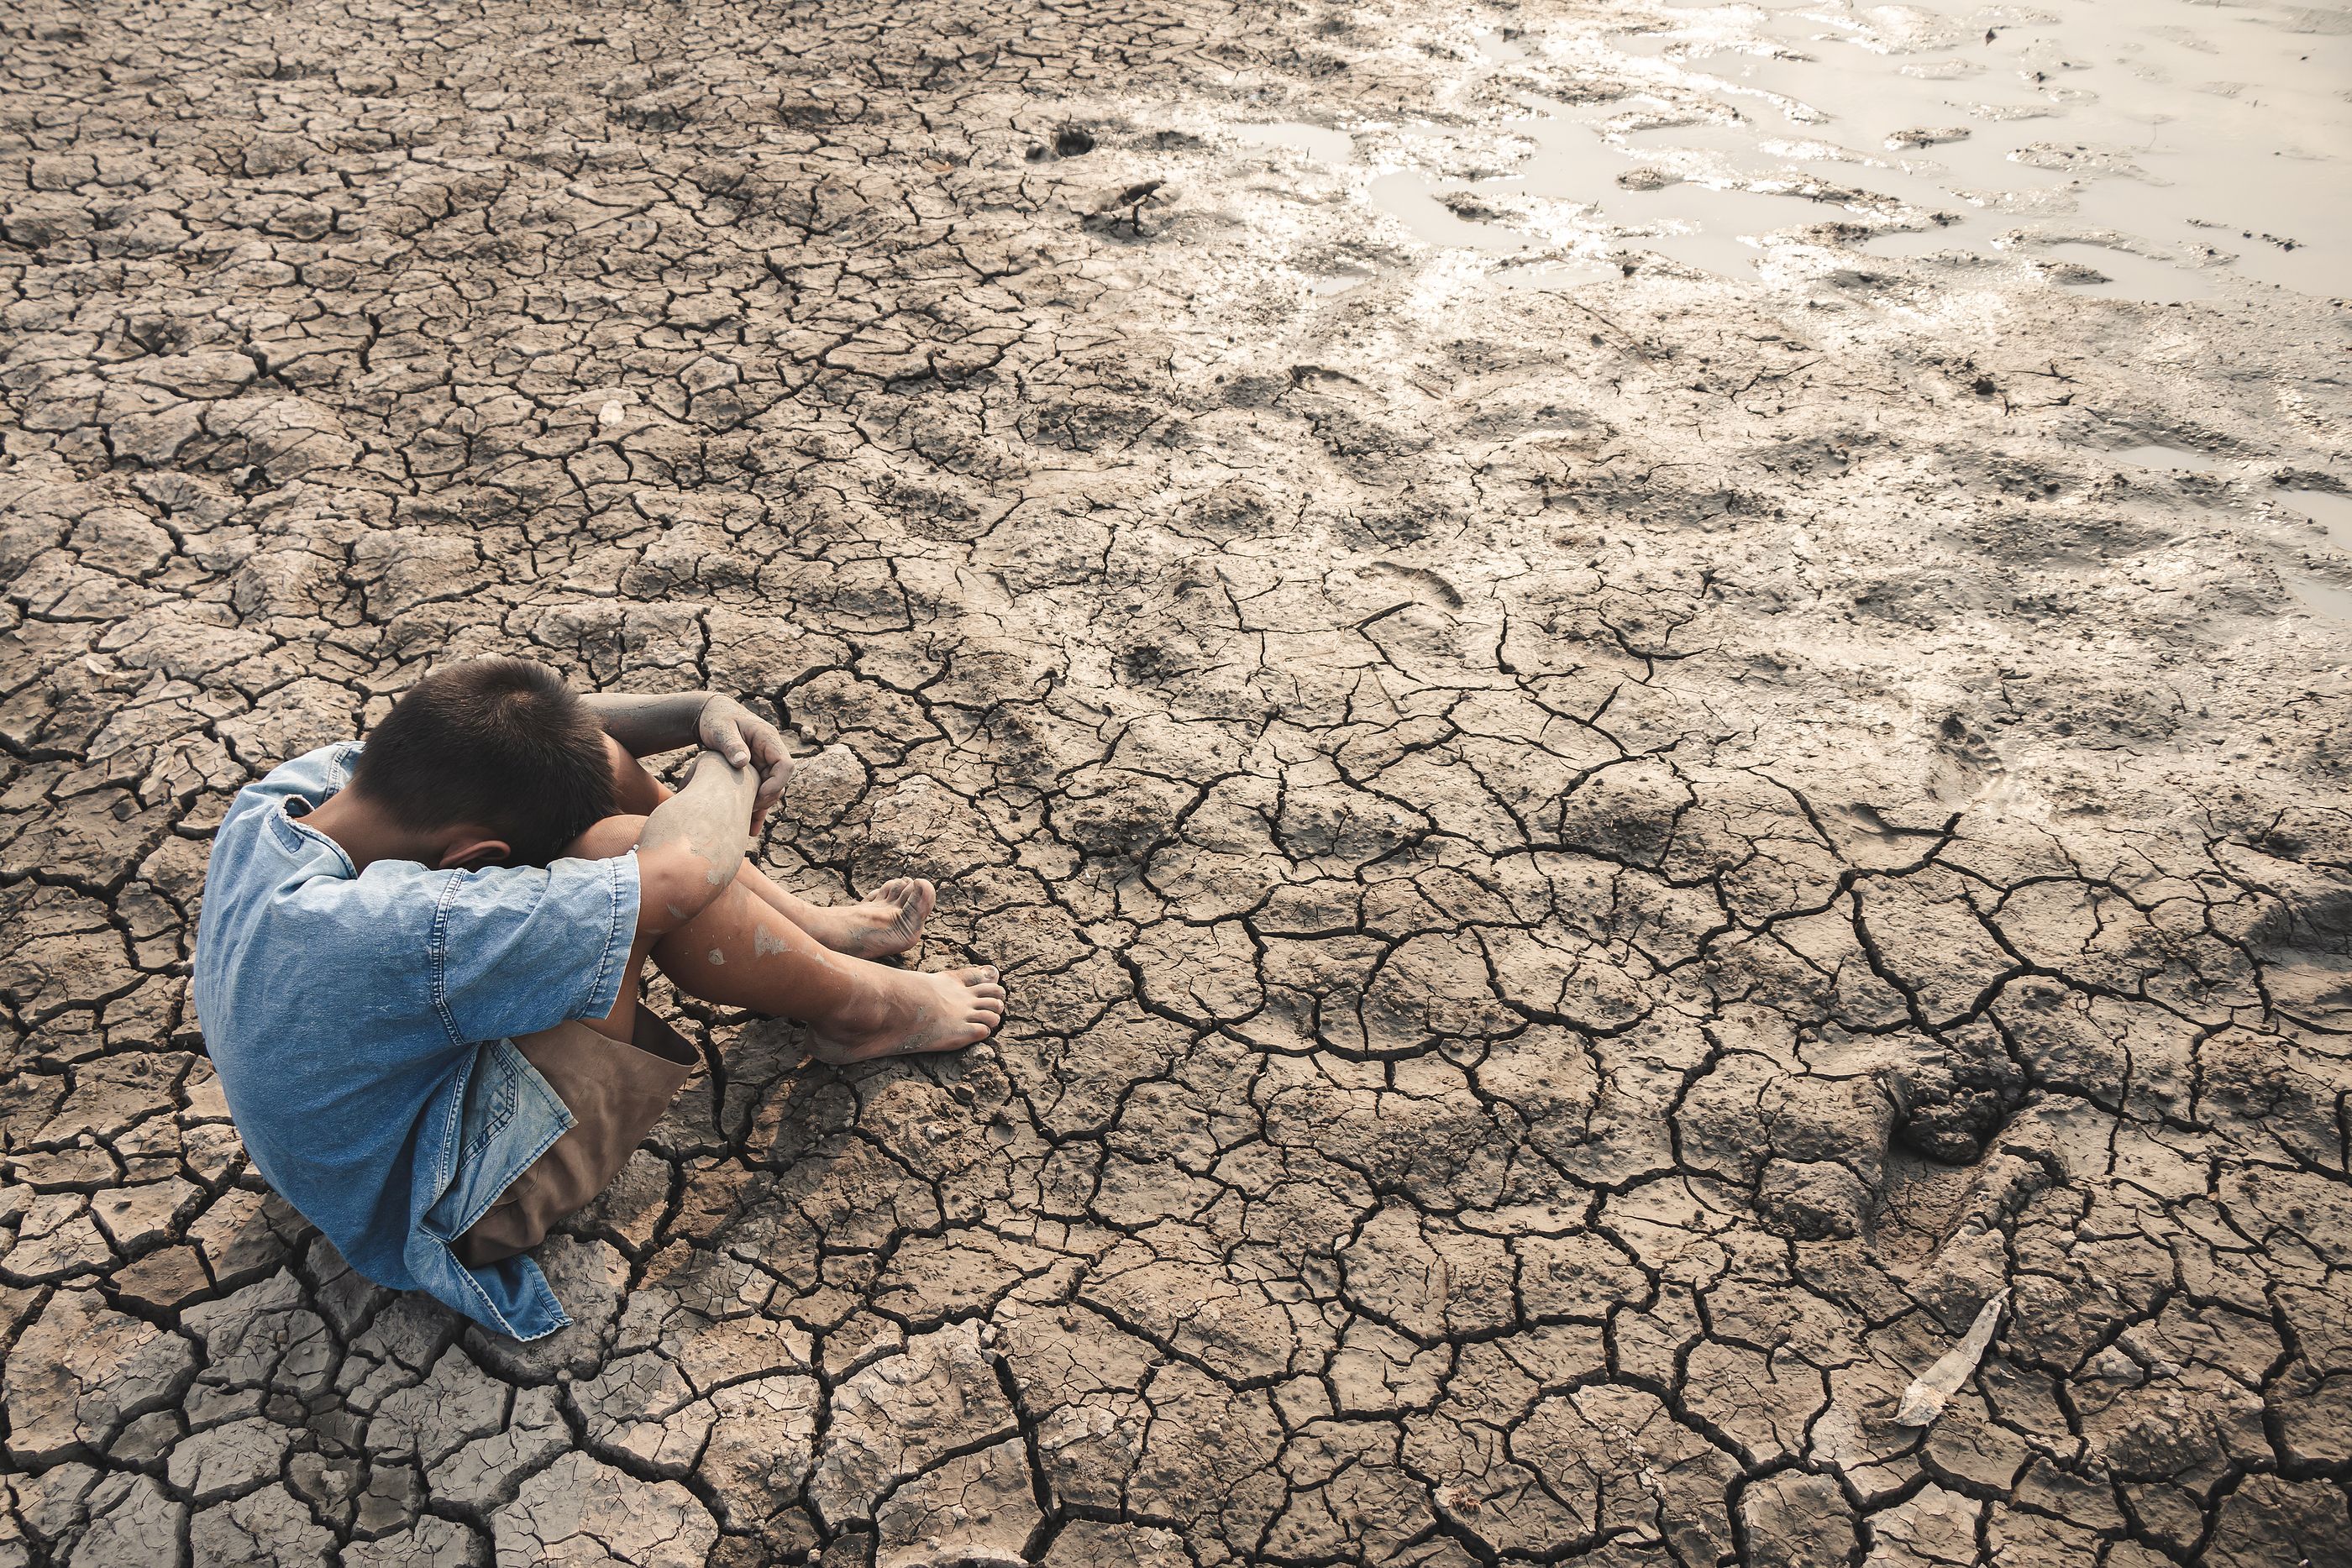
[190,743,640,1340]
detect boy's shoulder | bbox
[215,742,363,849]
[241,742,365,809]
[207,743,370,904]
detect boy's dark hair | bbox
[351,658,614,867]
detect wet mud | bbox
[2,0,2349,1564]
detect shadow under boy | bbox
[192,658,1003,1339]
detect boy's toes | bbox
[948,967,1005,1009]
[838,879,935,960]
[946,969,1006,1030]
[885,879,935,936]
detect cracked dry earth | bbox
[3,0,2352,1564]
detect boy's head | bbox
[350,658,614,868]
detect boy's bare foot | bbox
[808,963,1005,1064]
[792,878,936,960]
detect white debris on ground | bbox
[1895,1290,2010,1429]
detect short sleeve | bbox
[430,852,643,1046]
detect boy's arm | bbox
[579,691,709,755]
[632,749,760,936]
[582,691,796,818]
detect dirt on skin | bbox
[3,0,2349,1564]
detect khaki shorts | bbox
[454,1008,696,1268]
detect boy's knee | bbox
[564,813,648,861]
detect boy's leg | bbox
[564,814,1005,1063]
[601,734,936,959]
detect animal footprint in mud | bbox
[1929,712,2003,805]
[1027,124,1096,161]
[1368,560,1464,610]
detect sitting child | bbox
[191,658,1004,1340]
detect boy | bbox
[191,658,1004,1340]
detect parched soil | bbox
[3,0,2349,1564]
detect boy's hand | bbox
[698,696,797,819]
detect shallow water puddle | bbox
[2110,443,2229,474]
[1473,111,1851,275]
[1308,264,1377,296]
[2288,577,2352,621]
[1365,170,1552,252]
[1346,0,2350,294]
[1472,29,1527,63]
[2281,488,2352,552]
[1233,120,1357,167]
[2038,241,2216,303]
[1234,118,1616,278]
